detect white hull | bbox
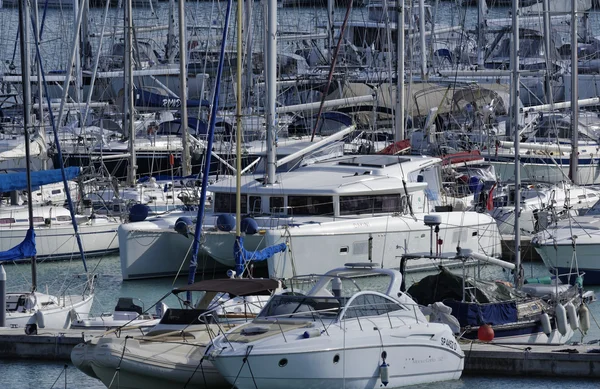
[6,293,94,329]
[0,221,120,260]
[532,215,600,284]
[261,212,501,278]
[214,347,462,389]
[118,217,195,280]
[71,325,231,389]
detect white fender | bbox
[555,304,568,336]
[579,304,590,335]
[540,312,551,336]
[565,302,579,330]
[35,310,45,329]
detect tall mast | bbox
[477,0,487,67]
[244,0,254,109]
[33,0,47,170]
[179,0,190,176]
[512,0,521,287]
[265,0,277,185]
[124,0,136,186]
[166,0,176,63]
[395,1,405,141]
[235,0,243,243]
[418,0,427,80]
[569,0,578,184]
[542,0,554,104]
[18,0,36,292]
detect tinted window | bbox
[340,194,408,215]
[214,193,247,213]
[288,196,334,216]
[343,294,405,319]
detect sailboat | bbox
[2,0,94,331]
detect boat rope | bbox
[49,363,68,388]
[183,356,208,389]
[230,345,258,389]
[107,336,132,388]
[283,227,298,277]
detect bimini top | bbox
[172,278,280,297]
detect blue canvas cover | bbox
[0,167,79,192]
[442,299,519,327]
[0,228,36,262]
[234,236,287,276]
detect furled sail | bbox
[0,228,36,262]
[234,236,287,276]
[0,166,79,192]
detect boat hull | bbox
[535,241,600,284]
[0,222,119,261]
[72,337,228,389]
[212,343,463,389]
[6,293,94,329]
[261,212,501,279]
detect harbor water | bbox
[1,254,600,388]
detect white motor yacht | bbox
[208,263,465,389]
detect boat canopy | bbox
[172,278,280,297]
[0,167,79,192]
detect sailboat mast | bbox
[179,0,190,176]
[395,1,405,141]
[235,0,243,240]
[569,0,578,184]
[125,0,136,187]
[542,0,554,104]
[512,0,521,287]
[418,0,427,80]
[18,0,36,291]
[265,0,277,185]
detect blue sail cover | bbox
[0,228,36,262]
[0,167,79,192]
[234,236,287,276]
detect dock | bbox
[463,341,600,377]
[0,327,140,361]
[2,327,600,378]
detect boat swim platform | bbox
[462,341,600,378]
[2,327,600,378]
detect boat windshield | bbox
[257,295,344,321]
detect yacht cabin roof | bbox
[209,155,440,196]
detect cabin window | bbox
[288,196,334,216]
[31,217,44,223]
[343,294,406,319]
[249,196,262,214]
[51,189,62,195]
[214,193,247,213]
[0,218,15,224]
[57,216,71,221]
[270,197,284,213]
[340,194,408,215]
